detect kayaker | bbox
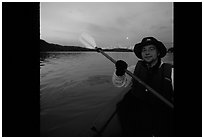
[112,37,174,137]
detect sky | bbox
[40,2,173,49]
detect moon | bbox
[126,37,129,40]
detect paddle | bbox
[79,32,174,109]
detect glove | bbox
[115,60,128,76]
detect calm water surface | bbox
[40,52,173,137]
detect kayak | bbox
[80,85,132,137]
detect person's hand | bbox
[115,60,128,76]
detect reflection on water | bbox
[85,75,112,86]
[40,51,173,137]
[40,52,90,68]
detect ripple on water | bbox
[84,75,112,86]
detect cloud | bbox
[41,2,173,48]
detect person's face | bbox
[141,45,159,63]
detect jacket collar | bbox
[141,59,163,74]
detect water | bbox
[40,52,173,137]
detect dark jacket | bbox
[117,60,174,136]
[131,60,174,105]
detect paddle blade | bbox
[79,33,96,49]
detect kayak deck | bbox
[80,85,132,137]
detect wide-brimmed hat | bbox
[134,37,167,59]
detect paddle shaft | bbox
[98,49,117,64]
[96,48,174,109]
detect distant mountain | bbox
[40,39,133,52]
[40,39,94,52]
[103,48,133,52]
[167,47,173,53]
